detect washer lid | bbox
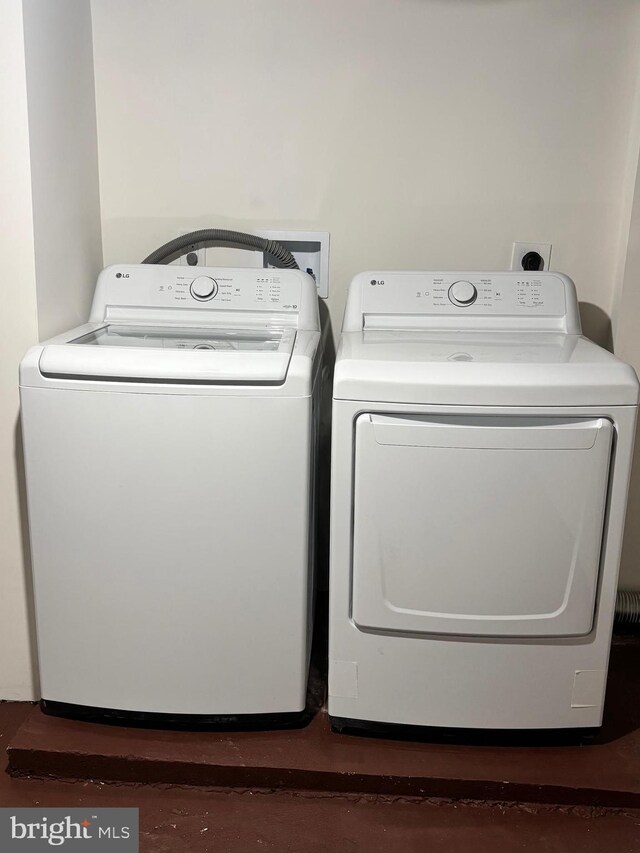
[38,325,296,383]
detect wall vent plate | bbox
[256,230,330,298]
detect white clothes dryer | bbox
[20,264,322,727]
[328,271,638,733]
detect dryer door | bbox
[352,414,612,637]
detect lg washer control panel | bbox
[97,265,302,313]
[175,272,295,308]
[189,275,219,301]
[360,272,566,316]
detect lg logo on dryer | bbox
[115,273,130,279]
[370,279,385,286]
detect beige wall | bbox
[23,0,103,340]
[91,0,640,346]
[613,141,640,589]
[0,0,102,699]
[0,0,40,700]
[3,0,640,699]
[89,0,640,590]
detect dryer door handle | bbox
[368,414,608,451]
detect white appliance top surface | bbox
[346,330,579,363]
[334,330,639,407]
[38,325,297,384]
[336,271,638,406]
[23,265,321,388]
[70,324,293,353]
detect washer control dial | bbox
[190,276,218,301]
[448,280,478,306]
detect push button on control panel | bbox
[190,276,218,301]
[448,280,478,307]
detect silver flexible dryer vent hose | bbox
[616,590,640,625]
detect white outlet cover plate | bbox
[256,230,330,298]
[511,241,552,272]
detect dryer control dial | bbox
[449,280,477,306]
[190,276,218,301]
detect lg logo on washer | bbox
[1,809,138,850]
[369,279,385,286]
[115,272,130,279]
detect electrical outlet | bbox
[511,242,552,272]
[170,231,206,267]
[256,230,330,298]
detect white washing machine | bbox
[329,271,638,733]
[20,264,322,726]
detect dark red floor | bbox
[3,702,640,852]
[8,636,640,809]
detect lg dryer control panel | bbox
[343,271,581,334]
[89,264,319,330]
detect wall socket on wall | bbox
[256,230,330,298]
[511,242,552,272]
